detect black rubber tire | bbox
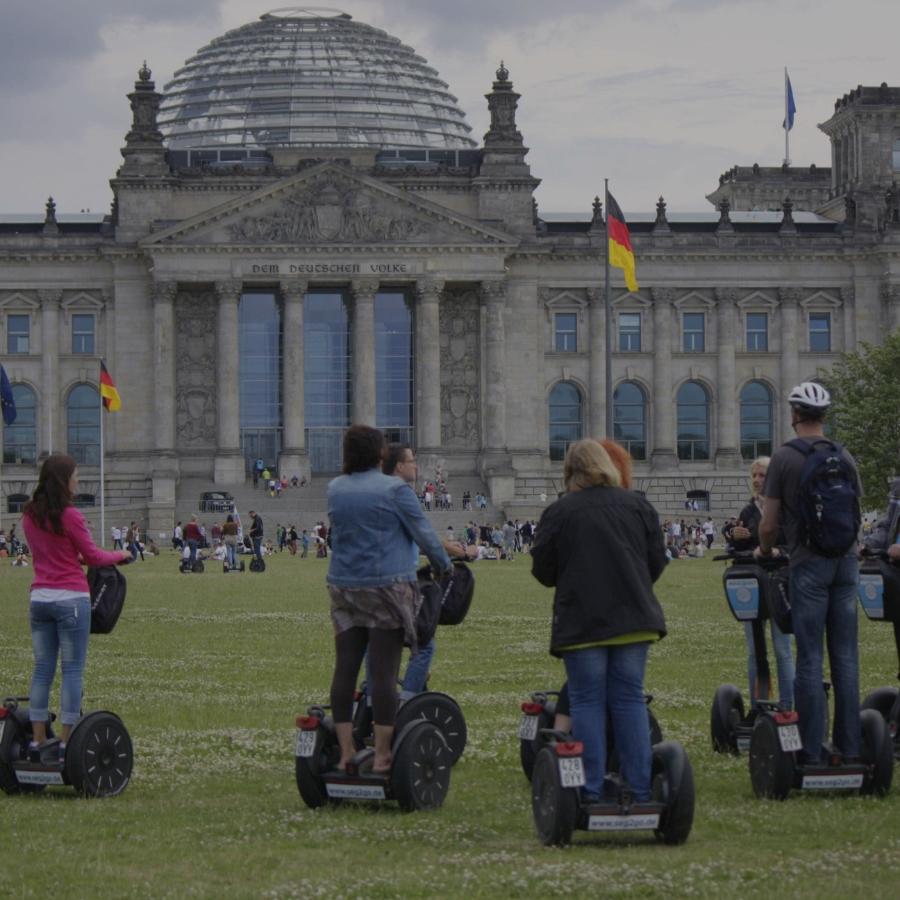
[249,558,266,573]
[0,711,45,795]
[390,721,451,812]
[295,724,335,809]
[192,560,204,573]
[748,714,794,800]
[651,741,695,845]
[395,692,467,766]
[711,684,745,754]
[531,745,578,846]
[861,686,900,722]
[860,709,893,797]
[65,711,133,798]
[519,708,554,782]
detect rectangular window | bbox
[7,314,29,354]
[682,312,705,352]
[809,313,831,352]
[618,313,641,352]
[746,312,768,352]
[72,314,95,354]
[554,313,577,352]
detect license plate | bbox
[518,715,539,741]
[295,729,317,758]
[778,724,802,752]
[588,813,660,831]
[15,769,65,786]
[325,782,386,800]
[801,773,864,790]
[558,756,585,788]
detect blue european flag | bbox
[783,71,797,132]
[1,364,16,426]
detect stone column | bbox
[351,279,378,426]
[587,288,606,436]
[150,280,178,509]
[482,280,507,452]
[213,280,244,484]
[779,288,802,444]
[715,288,740,468]
[279,279,310,481]
[884,284,900,333]
[415,278,443,450]
[38,290,61,456]
[650,288,677,469]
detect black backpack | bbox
[87,566,127,634]
[415,571,443,646]
[438,561,475,626]
[787,438,861,558]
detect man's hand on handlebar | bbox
[753,546,781,560]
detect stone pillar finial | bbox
[716,197,732,230]
[118,61,167,176]
[483,63,524,148]
[591,196,604,226]
[655,196,668,226]
[43,196,58,235]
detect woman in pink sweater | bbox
[21,454,130,761]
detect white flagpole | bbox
[100,377,106,547]
[784,67,791,166]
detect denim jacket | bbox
[327,469,451,588]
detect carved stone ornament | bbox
[439,289,481,449]
[175,291,217,448]
[228,180,429,244]
[778,288,804,306]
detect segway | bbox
[352,682,467,765]
[222,560,246,574]
[518,688,663,781]
[0,696,133,798]
[858,549,900,760]
[179,546,204,573]
[530,729,694,846]
[748,705,892,799]
[294,704,451,812]
[710,550,797,754]
[249,556,266,573]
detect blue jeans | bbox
[251,537,262,561]
[225,541,236,568]
[187,539,198,564]
[29,597,91,726]
[400,639,436,699]
[743,618,795,709]
[563,643,652,801]
[790,554,860,761]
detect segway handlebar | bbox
[713,549,789,569]
[860,547,899,564]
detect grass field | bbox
[1,550,899,899]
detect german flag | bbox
[607,192,639,293]
[100,360,121,412]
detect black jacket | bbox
[531,486,667,657]
[723,498,787,551]
[249,515,263,539]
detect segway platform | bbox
[1,697,133,798]
[295,705,451,812]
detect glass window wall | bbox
[3,384,36,464]
[375,291,414,447]
[740,380,773,460]
[676,381,710,460]
[67,384,100,465]
[613,381,647,460]
[549,381,583,462]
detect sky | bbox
[1,0,897,216]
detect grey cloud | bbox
[0,0,223,89]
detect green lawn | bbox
[1,551,899,898]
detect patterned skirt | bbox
[328,581,420,650]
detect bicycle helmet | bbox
[787,381,831,410]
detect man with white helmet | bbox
[756,382,862,763]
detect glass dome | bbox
[158,8,477,153]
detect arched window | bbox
[613,381,647,460]
[676,381,710,461]
[67,384,100,466]
[740,381,773,460]
[549,381,583,462]
[3,384,37,464]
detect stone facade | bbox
[1,27,899,532]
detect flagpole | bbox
[604,178,613,438]
[784,67,790,166]
[99,373,106,548]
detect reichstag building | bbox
[1,9,899,531]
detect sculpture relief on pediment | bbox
[439,290,481,449]
[175,291,217,448]
[228,180,430,244]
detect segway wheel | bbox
[295,723,337,809]
[748,715,794,800]
[531,745,578,846]
[860,709,893,797]
[65,711,133,798]
[710,684,744,754]
[651,741,695,845]
[0,711,44,795]
[222,562,229,574]
[395,692,467,766]
[192,560,205,573]
[861,686,900,723]
[390,720,451,812]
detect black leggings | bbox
[331,627,404,726]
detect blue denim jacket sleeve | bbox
[392,482,452,574]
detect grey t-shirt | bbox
[762,437,861,565]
